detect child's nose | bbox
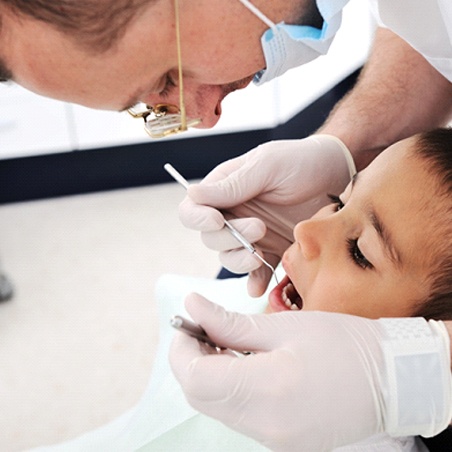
[293,219,322,261]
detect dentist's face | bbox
[0,0,266,128]
[268,137,441,318]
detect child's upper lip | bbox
[281,253,305,306]
[281,253,292,281]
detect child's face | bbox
[268,137,439,318]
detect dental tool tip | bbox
[164,163,189,189]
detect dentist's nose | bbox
[143,84,225,129]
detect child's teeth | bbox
[282,283,300,311]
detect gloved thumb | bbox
[185,293,299,352]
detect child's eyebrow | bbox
[352,173,403,268]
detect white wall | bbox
[0,0,374,160]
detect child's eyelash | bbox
[347,238,373,270]
[327,193,344,211]
[327,194,374,270]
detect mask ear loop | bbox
[238,0,278,31]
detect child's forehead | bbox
[359,144,442,253]
[360,141,417,186]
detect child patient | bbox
[34,129,452,451]
[171,127,452,452]
[266,128,452,324]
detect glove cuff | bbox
[376,317,452,438]
[313,134,357,179]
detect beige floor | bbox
[0,183,219,451]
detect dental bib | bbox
[239,0,349,85]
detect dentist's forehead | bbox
[0,2,177,108]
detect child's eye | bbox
[327,194,345,212]
[328,195,373,270]
[347,238,373,270]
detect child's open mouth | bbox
[282,279,303,310]
[268,275,303,312]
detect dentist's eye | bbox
[159,74,176,97]
[328,194,344,212]
[347,239,373,269]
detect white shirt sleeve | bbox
[367,0,452,81]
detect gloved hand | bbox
[170,294,452,452]
[179,135,356,297]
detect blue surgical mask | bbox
[239,0,349,85]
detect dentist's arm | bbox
[320,28,452,171]
[170,295,452,451]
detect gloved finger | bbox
[169,329,235,388]
[186,158,271,210]
[195,153,248,184]
[247,253,281,297]
[201,218,266,251]
[218,244,278,276]
[170,331,265,416]
[218,248,263,273]
[184,293,300,352]
[178,196,225,231]
[247,268,272,297]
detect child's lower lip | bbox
[268,275,292,312]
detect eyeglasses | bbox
[127,0,201,138]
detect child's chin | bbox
[264,304,274,314]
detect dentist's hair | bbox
[0,0,153,53]
[411,128,452,320]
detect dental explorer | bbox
[163,163,279,284]
[170,314,253,356]
[170,315,222,349]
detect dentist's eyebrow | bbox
[120,82,157,112]
[0,56,13,82]
[120,75,169,112]
[352,172,403,268]
[120,88,142,112]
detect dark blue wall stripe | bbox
[0,70,358,204]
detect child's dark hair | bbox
[411,128,452,320]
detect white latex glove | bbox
[178,135,355,297]
[170,294,452,452]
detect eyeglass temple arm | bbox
[174,0,186,131]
